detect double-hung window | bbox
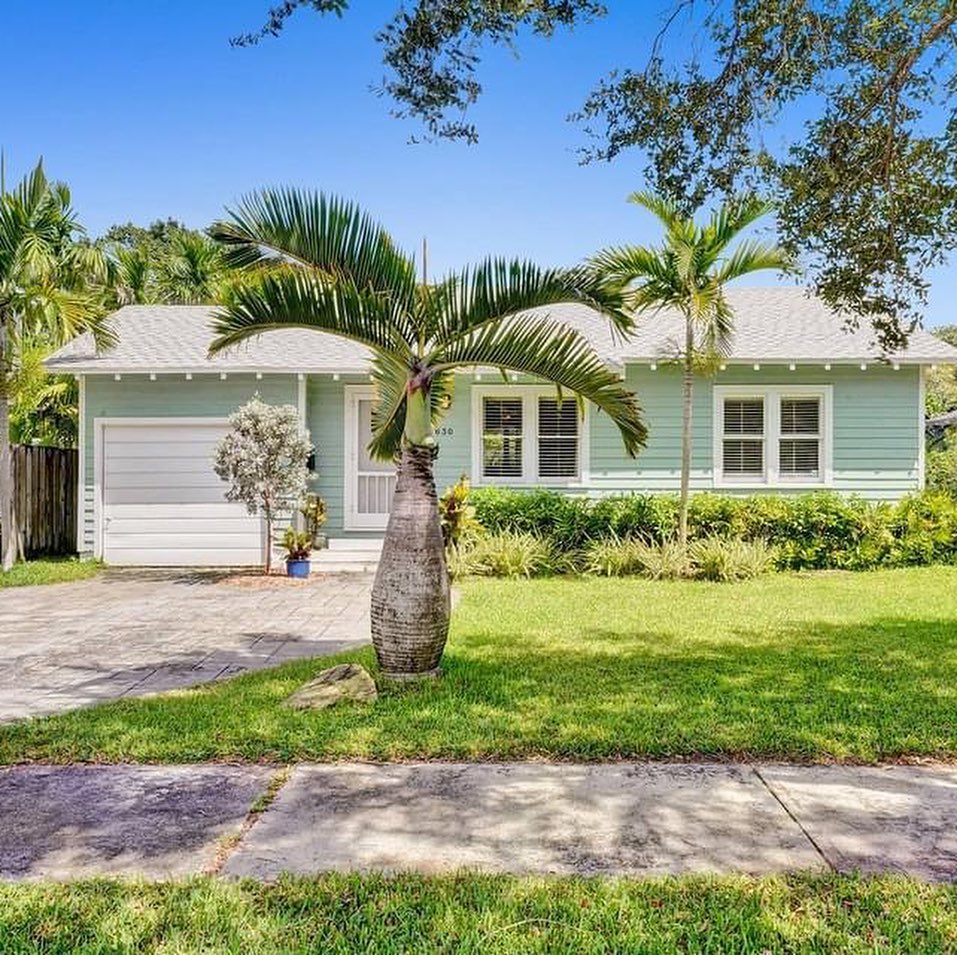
[779,397,821,479]
[722,398,766,480]
[714,386,831,487]
[481,397,524,478]
[475,388,584,484]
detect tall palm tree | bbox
[591,193,790,546]
[108,244,156,305]
[158,231,230,304]
[0,161,111,570]
[210,189,647,679]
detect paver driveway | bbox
[0,571,372,722]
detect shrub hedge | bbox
[469,487,957,572]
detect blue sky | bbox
[2,1,953,326]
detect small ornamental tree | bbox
[213,396,311,573]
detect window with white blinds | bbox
[537,397,578,478]
[714,386,831,487]
[779,397,821,477]
[722,398,765,478]
[481,397,523,478]
[475,389,583,484]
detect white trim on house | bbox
[343,386,394,532]
[76,375,86,554]
[469,385,591,488]
[918,365,927,490]
[56,367,371,378]
[712,384,834,489]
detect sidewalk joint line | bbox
[205,766,293,876]
[751,765,834,872]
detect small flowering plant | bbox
[281,527,313,561]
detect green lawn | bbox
[0,558,101,588]
[1,873,955,954]
[2,567,957,764]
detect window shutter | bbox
[482,397,523,478]
[722,398,765,476]
[724,398,764,435]
[537,397,578,479]
[781,398,820,436]
[779,397,821,476]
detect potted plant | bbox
[301,493,329,550]
[281,527,313,578]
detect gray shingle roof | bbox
[46,288,957,374]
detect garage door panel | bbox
[105,485,234,505]
[105,471,226,489]
[105,426,223,445]
[103,548,262,567]
[102,441,220,460]
[101,421,263,567]
[106,456,225,475]
[104,531,264,549]
[106,518,257,536]
[105,503,252,520]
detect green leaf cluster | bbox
[469,487,957,572]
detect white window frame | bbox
[470,385,590,487]
[712,385,833,489]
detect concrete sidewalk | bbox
[1,762,955,882]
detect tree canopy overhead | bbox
[236,1,957,347]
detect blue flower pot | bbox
[286,558,311,578]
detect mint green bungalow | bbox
[46,287,957,568]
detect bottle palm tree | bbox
[0,161,112,570]
[210,189,647,679]
[591,193,790,546]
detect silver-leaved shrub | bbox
[214,396,312,572]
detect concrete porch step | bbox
[311,538,383,574]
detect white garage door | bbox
[101,421,264,566]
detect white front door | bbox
[344,388,396,530]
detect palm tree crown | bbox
[0,160,113,571]
[209,188,648,679]
[591,193,791,359]
[591,192,791,547]
[209,189,647,459]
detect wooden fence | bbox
[1,446,78,558]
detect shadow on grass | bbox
[0,613,954,764]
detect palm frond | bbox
[588,245,675,288]
[425,258,633,346]
[431,314,647,456]
[210,188,418,302]
[705,196,775,250]
[713,241,793,285]
[628,191,687,237]
[208,268,411,356]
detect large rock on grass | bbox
[285,663,378,710]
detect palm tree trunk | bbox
[0,392,17,572]
[371,443,450,679]
[678,316,694,548]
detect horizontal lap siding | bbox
[210,364,920,546]
[305,365,922,542]
[719,364,921,500]
[512,364,921,501]
[590,365,712,491]
[306,376,350,537]
[83,374,298,552]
